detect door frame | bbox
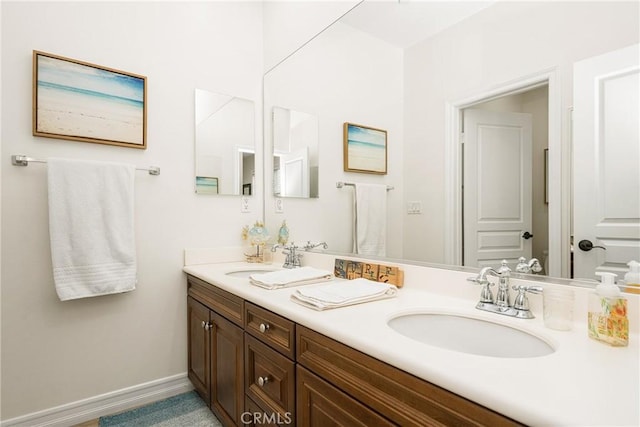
[444,68,568,277]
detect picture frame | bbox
[33,50,147,149]
[243,183,252,196]
[343,122,387,174]
[195,176,219,195]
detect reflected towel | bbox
[250,266,332,290]
[291,278,397,310]
[354,183,387,256]
[48,158,137,301]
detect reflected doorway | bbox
[461,85,549,273]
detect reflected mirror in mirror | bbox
[272,107,319,198]
[262,1,639,283]
[195,89,255,196]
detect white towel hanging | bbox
[48,158,137,300]
[354,183,387,256]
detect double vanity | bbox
[183,249,639,426]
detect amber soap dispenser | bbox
[587,272,628,347]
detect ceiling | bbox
[340,0,496,48]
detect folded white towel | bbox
[291,278,397,310]
[48,158,137,301]
[250,266,332,290]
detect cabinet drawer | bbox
[297,326,523,427]
[297,365,393,427]
[187,275,244,326]
[245,334,295,421]
[245,302,295,359]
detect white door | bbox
[463,109,533,269]
[280,147,309,197]
[573,44,640,280]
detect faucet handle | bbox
[515,257,529,273]
[529,258,543,273]
[467,276,492,286]
[303,241,328,251]
[512,285,543,294]
[468,276,495,303]
[511,285,543,310]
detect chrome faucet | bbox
[303,241,328,251]
[271,242,302,269]
[468,260,542,319]
[515,257,543,274]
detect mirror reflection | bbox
[263,1,639,282]
[195,89,255,195]
[272,107,319,198]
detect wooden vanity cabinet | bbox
[187,276,245,426]
[187,274,524,427]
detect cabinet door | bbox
[297,366,394,427]
[211,310,244,426]
[187,296,210,403]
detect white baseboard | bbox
[1,373,194,427]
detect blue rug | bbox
[99,391,222,426]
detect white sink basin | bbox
[225,269,278,278]
[387,312,554,358]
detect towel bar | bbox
[336,181,393,191]
[11,154,160,175]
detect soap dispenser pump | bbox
[588,272,628,346]
[623,260,640,294]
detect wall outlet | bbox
[407,201,422,214]
[275,198,284,213]
[241,196,250,213]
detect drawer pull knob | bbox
[201,321,212,331]
[259,323,270,333]
[257,376,270,387]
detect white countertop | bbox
[183,255,639,427]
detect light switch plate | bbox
[408,201,422,214]
[241,196,250,213]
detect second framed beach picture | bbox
[33,50,147,149]
[343,122,387,174]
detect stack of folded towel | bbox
[291,278,397,311]
[249,266,333,290]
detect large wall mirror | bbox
[263,1,639,285]
[195,89,255,195]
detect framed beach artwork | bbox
[195,176,219,195]
[33,50,147,149]
[343,122,387,174]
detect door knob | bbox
[522,231,533,240]
[578,239,606,251]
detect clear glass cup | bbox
[543,288,575,331]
